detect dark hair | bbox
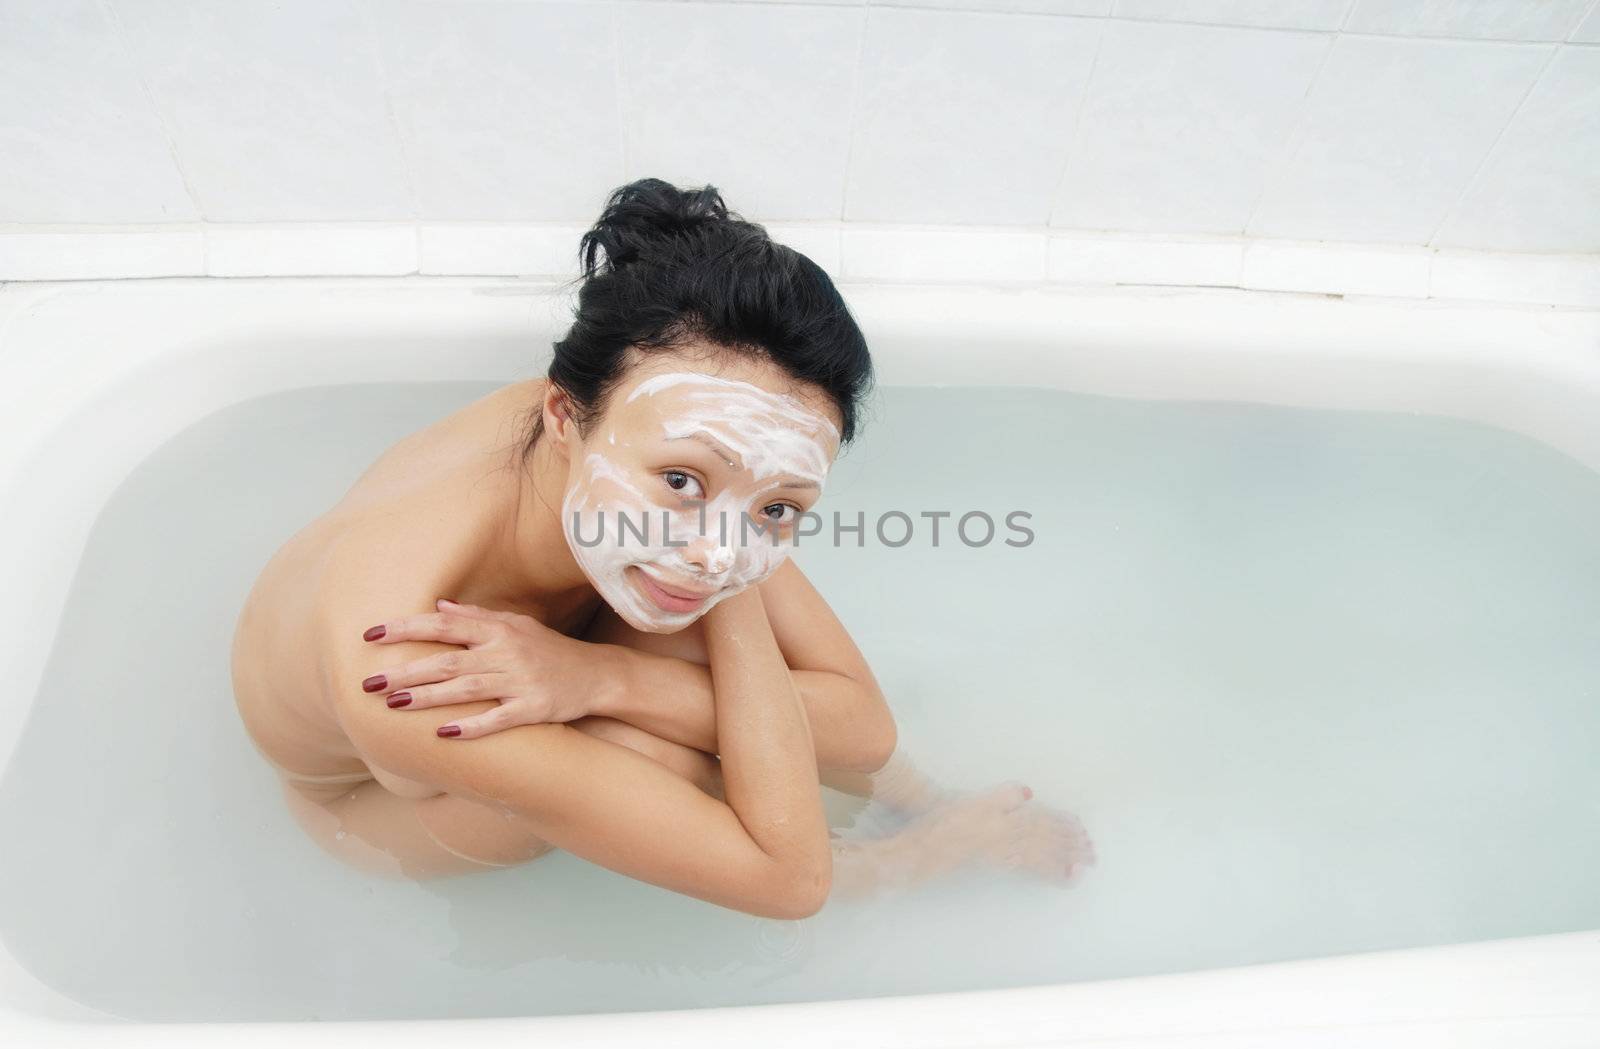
[517,178,873,462]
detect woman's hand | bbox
[359,598,614,739]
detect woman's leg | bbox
[827,780,1096,899]
[664,745,1094,900]
[284,714,724,879]
[819,749,952,816]
[281,775,514,879]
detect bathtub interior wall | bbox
[0,277,1598,1032]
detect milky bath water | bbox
[1,381,1597,1022]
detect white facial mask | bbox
[559,372,840,633]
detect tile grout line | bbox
[1237,30,1343,243]
[351,0,423,275]
[94,0,207,264]
[836,3,872,225]
[1422,42,1563,251]
[1569,0,1600,42]
[612,4,632,187]
[1040,13,1109,265]
[1336,0,1358,33]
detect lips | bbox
[633,566,717,613]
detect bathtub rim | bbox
[0,929,1594,1046]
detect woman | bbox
[232,178,1093,919]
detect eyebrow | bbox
[669,431,822,491]
[671,431,743,470]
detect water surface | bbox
[2,381,1597,1021]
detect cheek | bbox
[728,529,793,588]
[564,459,660,522]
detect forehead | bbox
[607,351,842,450]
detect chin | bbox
[615,604,703,635]
[636,616,700,635]
[610,575,746,635]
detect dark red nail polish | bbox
[387,692,412,708]
[363,625,386,642]
[361,674,387,693]
[437,725,461,738]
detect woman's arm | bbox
[328,583,832,918]
[587,559,898,773]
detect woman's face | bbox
[552,352,843,633]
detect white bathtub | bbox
[0,276,1596,1047]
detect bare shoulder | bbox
[312,541,598,802]
[309,521,476,696]
[310,538,512,786]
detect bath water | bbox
[2,381,1597,1021]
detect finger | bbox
[362,611,495,648]
[437,598,517,624]
[362,647,479,694]
[436,705,518,740]
[384,673,505,711]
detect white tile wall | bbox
[1345,0,1595,41]
[1051,20,1329,235]
[1574,2,1600,42]
[0,0,1596,295]
[875,1,1112,14]
[1246,36,1551,244]
[372,0,621,222]
[414,221,844,281]
[845,7,1102,225]
[1047,232,1243,285]
[418,223,588,278]
[0,1,197,223]
[205,224,417,276]
[0,229,203,279]
[1436,45,1600,252]
[1112,0,1353,32]
[111,0,413,221]
[618,1,861,221]
[841,226,1047,281]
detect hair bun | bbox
[579,178,737,278]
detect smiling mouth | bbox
[633,566,717,613]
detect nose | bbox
[684,536,735,576]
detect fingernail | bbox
[361,674,387,693]
[362,624,386,642]
[439,598,457,607]
[1022,785,1033,800]
[387,692,412,708]
[437,724,461,738]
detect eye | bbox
[760,502,798,525]
[662,470,704,498]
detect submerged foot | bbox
[830,781,1096,899]
[909,781,1096,883]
